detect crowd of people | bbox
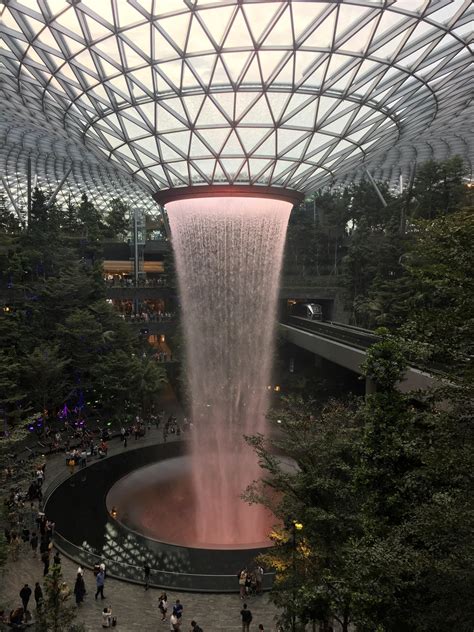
[104,275,169,288]
[0,413,273,631]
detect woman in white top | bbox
[102,606,112,628]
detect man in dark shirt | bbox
[240,603,253,631]
[191,621,203,632]
[19,584,32,612]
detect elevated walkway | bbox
[279,316,438,393]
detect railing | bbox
[285,316,379,350]
[52,531,274,593]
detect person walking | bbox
[190,620,203,632]
[143,563,151,590]
[240,603,253,631]
[95,569,106,600]
[34,582,43,611]
[169,613,180,631]
[74,572,86,606]
[173,599,183,620]
[53,550,61,565]
[19,584,32,613]
[238,568,247,599]
[158,592,168,621]
[41,550,50,576]
[30,532,38,558]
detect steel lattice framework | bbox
[0,0,473,209]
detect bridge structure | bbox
[279,316,438,394]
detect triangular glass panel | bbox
[181,63,201,90]
[158,140,184,162]
[242,3,281,43]
[119,117,148,140]
[201,5,235,47]
[278,128,303,154]
[267,92,291,122]
[212,162,227,183]
[291,3,330,42]
[240,54,260,83]
[210,57,230,87]
[224,8,254,49]
[339,18,377,53]
[253,132,276,157]
[180,94,205,125]
[190,133,211,158]
[193,159,217,180]
[284,99,318,128]
[94,36,122,65]
[272,159,293,181]
[161,130,191,153]
[257,50,288,83]
[186,15,213,54]
[159,13,191,52]
[249,158,272,179]
[221,130,243,156]
[239,96,272,125]
[197,97,228,126]
[261,5,292,46]
[239,128,271,153]
[221,158,245,180]
[199,127,230,154]
[270,54,295,86]
[301,9,337,48]
[153,27,179,60]
[156,59,182,90]
[370,30,407,60]
[122,40,147,69]
[222,52,251,84]
[294,51,318,85]
[284,137,310,160]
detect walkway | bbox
[0,422,280,631]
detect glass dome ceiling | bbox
[1,0,472,204]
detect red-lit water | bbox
[167,196,291,546]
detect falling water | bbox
[167,196,291,546]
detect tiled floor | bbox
[0,423,280,631]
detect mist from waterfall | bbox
[167,196,291,546]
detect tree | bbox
[245,396,361,631]
[22,343,71,416]
[35,564,82,632]
[412,156,467,219]
[103,198,130,239]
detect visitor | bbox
[173,598,183,620]
[41,549,50,576]
[240,603,253,631]
[95,569,106,600]
[143,563,151,590]
[254,565,264,595]
[169,613,180,630]
[53,550,61,565]
[30,532,38,558]
[190,620,203,632]
[8,607,24,626]
[34,582,43,610]
[158,592,168,621]
[74,572,86,605]
[102,606,112,628]
[19,584,32,613]
[258,626,264,631]
[238,568,247,599]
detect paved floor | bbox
[0,553,279,631]
[0,410,281,631]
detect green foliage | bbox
[103,198,130,239]
[412,157,467,219]
[0,189,168,430]
[247,337,474,631]
[35,565,78,632]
